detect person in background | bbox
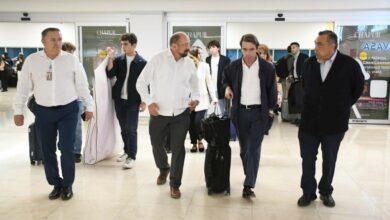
[106,33,147,169]
[14,27,94,201]
[188,47,218,153]
[0,56,5,91]
[1,52,13,92]
[289,42,309,126]
[15,53,25,79]
[205,40,231,115]
[258,44,282,115]
[62,42,84,163]
[206,40,237,141]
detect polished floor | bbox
[0,88,389,220]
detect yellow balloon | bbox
[99,50,107,59]
[359,51,368,61]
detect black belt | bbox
[239,104,262,109]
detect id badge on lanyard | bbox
[46,63,53,81]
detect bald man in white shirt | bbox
[14,27,94,201]
[136,32,200,199]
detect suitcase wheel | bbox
[207,189,213,196]
[37,161,42,165]
[30,161,35,165]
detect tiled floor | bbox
[0,88,389,220]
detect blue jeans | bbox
[74,100,84,154]
[114,99,140,160]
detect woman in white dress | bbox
[188,47,217,152]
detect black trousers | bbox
[149,109,190,188]
[299,130,345,196]
[189,110,207,144]
[0,71,8,91]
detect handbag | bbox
[27,95,37,114]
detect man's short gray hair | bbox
[170,32,189,46]
[41,27,60,39]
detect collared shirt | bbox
[136,49,200,116]
[241,57,261,105]
[13,50,94,115]
[318,51,338,82]
[293,52,300,78]
[121,55,135,100]
[211,55,220,93]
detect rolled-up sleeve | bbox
[13,57,32,115]
[74,58,94,112]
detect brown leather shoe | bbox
[157,170,169,185]
[170,187,181,199]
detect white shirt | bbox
[136,49,200,116]
[121,55,135,100]
[318,51,338,82]
[210,55,220,95]
[293,52,300,78]
[13,50,94,115]
[241,58,261,105]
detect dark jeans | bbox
[236,107,265,188]
[189,110,207,144]
[299,130,345,196]
[35,100,79,188]
[114,99,140,160]
[149,109,190,188]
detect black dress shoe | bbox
[242,187,256,198]
[61,187,73,201]
[49,187,62,200]
[297,194,317,207]
[75,154,82,163]
[320,194,335,207]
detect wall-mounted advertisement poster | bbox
[338,25,390,124]
[171,25,224,60]
[80,26,127,87]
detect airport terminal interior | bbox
[0,0,390,219]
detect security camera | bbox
[21,12,31,21]
[275,13,285,21]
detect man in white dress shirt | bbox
[223,34,277,199]
[14,27,94,201]
[136,32,200,199]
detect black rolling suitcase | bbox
[28,123,43,165]
[204,143,231,195]
[202,113,231,195]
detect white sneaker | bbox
[117,153,128,162]
[123,158,135,169]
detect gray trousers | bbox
[149,109,190,188]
